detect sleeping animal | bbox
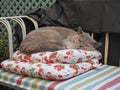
[19,26,102,54]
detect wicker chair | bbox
[0,0,120,90]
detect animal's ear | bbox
[77,26,84,35]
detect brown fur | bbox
[19,26,102,54]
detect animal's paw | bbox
[19,44,38,54]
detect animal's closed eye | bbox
[79,42,84,48]
[79,45,83,48]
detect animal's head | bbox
[70,27,102,51]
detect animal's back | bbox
[19,26,102,54]
[19,26,77,54]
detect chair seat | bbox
[0,65,120,90]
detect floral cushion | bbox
[1,59,100,80]
[13,49,102,64]
[1,49,102,80]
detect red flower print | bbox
[44,56,52,63]
[69,64,78,71]
[46,75,56,80]
[20,67,26,75]
[47,72,51,75]
[84,52,87,55]
[1,64,4,67]
[20,56,23,61]
[88,60,94,65]
[36,64,41,67]
[24,55,31,60]
[38,68,44,76]
[66,50,73,55]
[14,65,20,72]
[15,61,19,64]
[50,52,57,59]
[55,60,61,63]
[98,55,102,59]
[7,64,10,68]
[28,62,34,65]
[77,58,82,63]
[20,56,29,62]
[39,52,46,56]
[86,55,90,60]
[81,66,87,71]
[54,65,64,71]
[70,65,79,75]
[58,75,63,79]
[64,56,68,58]
[38,60,42,62]
[48,63,52,66]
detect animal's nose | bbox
[93,42,102,48]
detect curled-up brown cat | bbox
[19,26,102,54]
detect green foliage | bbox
[0,32,9,58]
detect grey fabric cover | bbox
[59,0,120,33]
